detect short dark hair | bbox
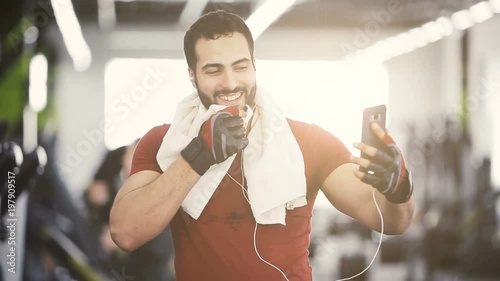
[183,10,255,71]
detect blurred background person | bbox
[84,139,175,281]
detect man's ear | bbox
[188,68,196,88]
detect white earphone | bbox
[225,95,384,280]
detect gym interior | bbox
[1,0,500,280]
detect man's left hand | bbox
[349,123,413,204]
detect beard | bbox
[195,77,257,110]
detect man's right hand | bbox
[181,106,248,175]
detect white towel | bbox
[156,90,307,225]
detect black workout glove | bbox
[181,106,249,176]
[359,133,413,204]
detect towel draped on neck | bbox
[156,90,307,225]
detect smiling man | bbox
[109,10,415,281]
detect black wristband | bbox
[181,137,214,176]
[385,170,413,204]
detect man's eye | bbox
[236,66,248,71]
[206,70,220,75]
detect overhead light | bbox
[421,21,444,43]
[246,0,297,39]
[29,54,48,113]
[385,37,405,58]
[407,28,428,48]
[23,106,38,153]
[346,1,493,63]
[470,1,494,23]
[490,0,500,13]
[357,41,392,64]
[51,0,92,71]
[451,9,474,30]
[395,32,417,53]
[435,17,454,36]
[370,41,393,62]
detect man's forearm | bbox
[110,157,200,251]
[110,106,249,251]
[373,191,415,235]
[321,163,415,236]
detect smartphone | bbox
[360,105,387,170]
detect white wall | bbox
[384,32,463,151]
[53,25,108,194]
[468,15,500,188]
[468,15,500,161]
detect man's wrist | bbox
[385,170,413,204]
[181,137,214,176]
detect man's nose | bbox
[220,70,238,90]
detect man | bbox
[110,10,414,281]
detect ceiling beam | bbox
[246,0,298,39]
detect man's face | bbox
[190,32,256,109]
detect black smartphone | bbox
[360,105,387,169]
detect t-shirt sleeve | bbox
[129,124,170,176]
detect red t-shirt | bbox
[130,119,350,281]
